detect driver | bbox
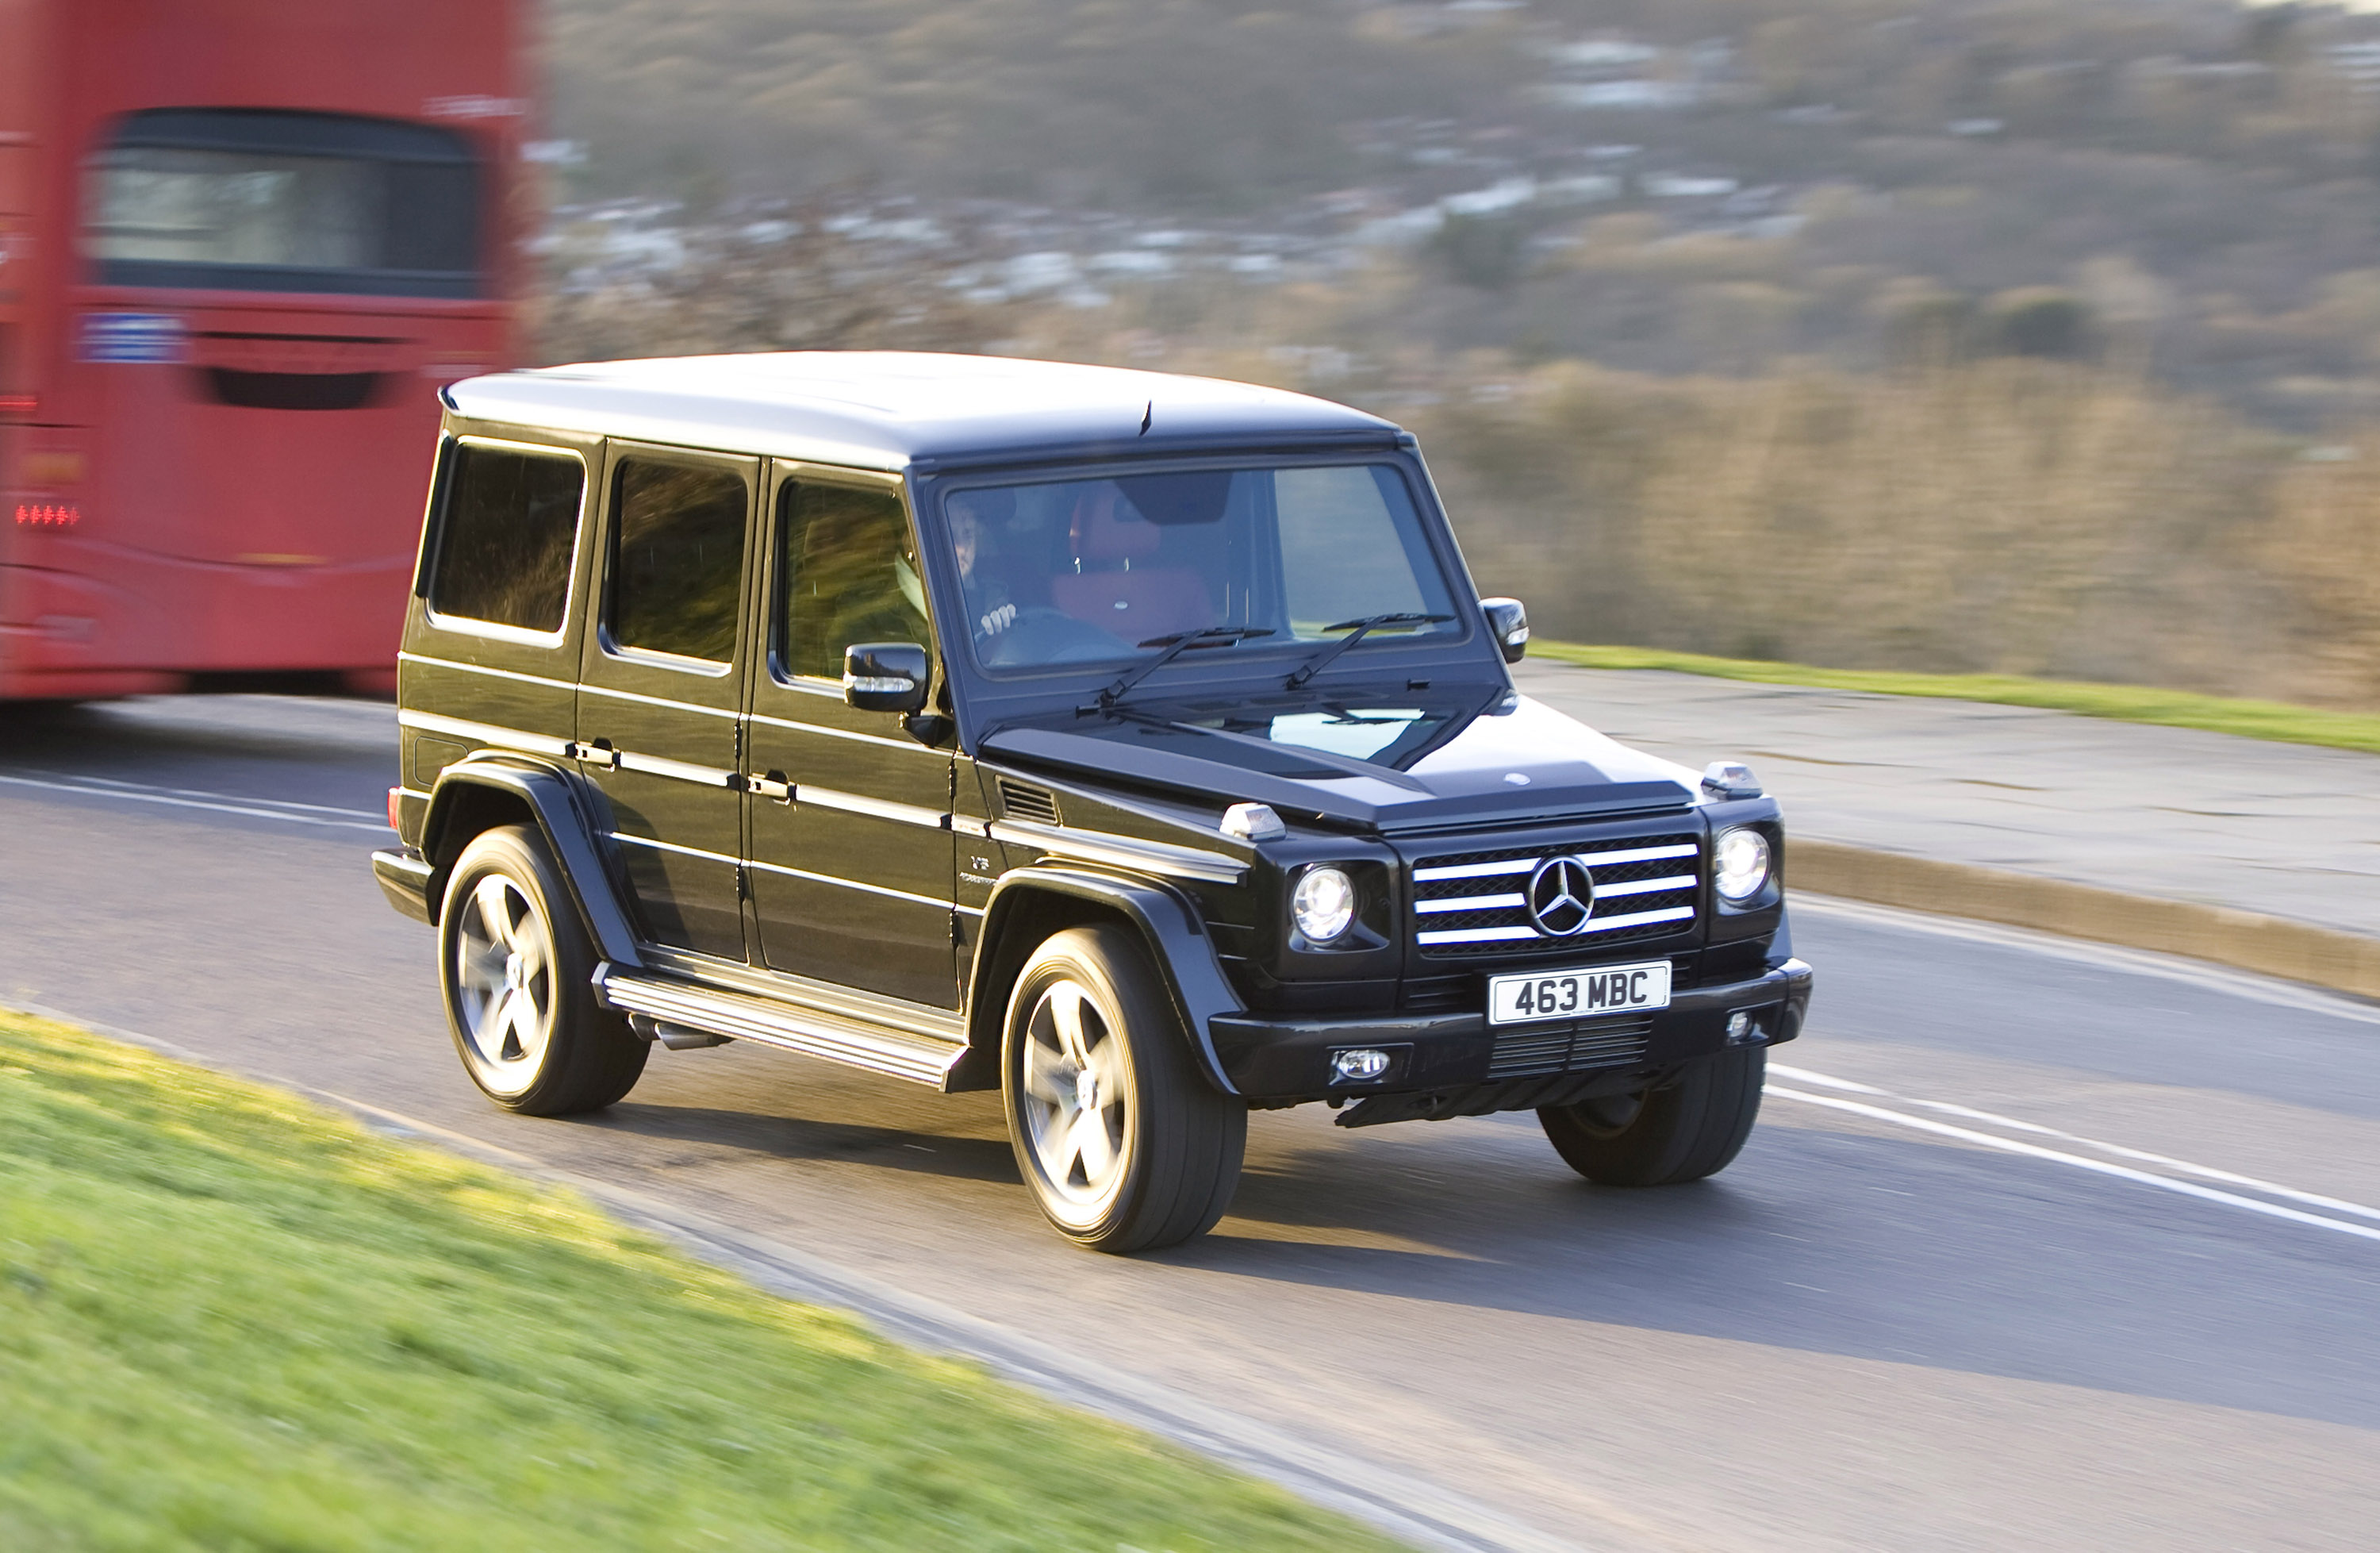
[947,488,1019,643]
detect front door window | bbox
[745,475,955,1008]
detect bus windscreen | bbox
[84,109,483,298]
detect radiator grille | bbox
[1486,1014,1656,1079]
[996,778,1061,825]
[1410,832,1700,959]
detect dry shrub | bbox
[1408,359,2294,690]
[2265,441,2380,705]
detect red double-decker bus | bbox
[0,0,525,701]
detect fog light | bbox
[1726,1011,1762,1044]
[1331,1048,1391,1082]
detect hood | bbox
[981,686,1699,832]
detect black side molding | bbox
[970,865,1246,1094]
[415,756,645,971]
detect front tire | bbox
[438,825,647,1116]
[1001,926,1246,1252]
[1539,1046,1765,1186]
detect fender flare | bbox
[968,866,1246,1095]
[420,756,645,970]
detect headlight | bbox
[1714,828,1772,904]
[1292,866,1357,942]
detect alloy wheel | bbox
[451,873,556,1097]
[1017,977,1133,1215]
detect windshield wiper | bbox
[1283,613,1454,690]
[1095,625,1276,711]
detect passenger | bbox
[949,487,1019,642]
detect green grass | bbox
[1531,641,2380,757]
[0,1011,1407,1553]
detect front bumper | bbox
[1209,957,1813,1103]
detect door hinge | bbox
[736,862,751,901]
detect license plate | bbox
[1488,960,1672,1025]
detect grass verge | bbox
[1531,641,2380,757]
[0,1010,1408,1553]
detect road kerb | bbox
[1791,839,2380,1001]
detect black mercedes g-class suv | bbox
[371,352,1812,1251]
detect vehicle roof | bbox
[444,352,1403,472]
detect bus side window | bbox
[425,444,583,636]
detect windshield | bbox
[945,463,1461,676]
[84,110,482,298]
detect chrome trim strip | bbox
[579,681,739,718]
[747,856,952,910]
[748,709,919,750]
[1580,844,1700,867]
[593,967,965,1088]
[954,904,987,917]
[1418,904,1696,946]
[1415,892,1526,914]
[797,786,950,829]
[1593,874,1698,900]
[612,832,739,865]
[1418,924,1539,944]
[1412,841,1699,884]
[397,709,572,759]
[616,750,738,787]
[987,819,1244,886]
[397,651,577,694]
[950,814,991,839]
[1412,858,1534,882]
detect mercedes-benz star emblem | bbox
[1526,855,1595,937]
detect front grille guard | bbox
[1407,831,1703,961]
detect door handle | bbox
[747,771,793,803]
[572,738,621,771]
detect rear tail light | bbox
[386,787,404,830]
[13,502,79,529]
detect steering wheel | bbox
[980,606,1133,667]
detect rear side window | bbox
[607,459,748,664]
[427,444,582,634]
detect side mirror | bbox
[1481,598,1529,664]
[843,642,930,714]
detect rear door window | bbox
[606,458,749,665]
[425,443,583,635]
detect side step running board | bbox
[592,965,969,1089]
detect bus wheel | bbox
[1002,926,1246,1252]
[439,825,647,1115]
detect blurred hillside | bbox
[546,0,2380,421]
[533,1,2380,706]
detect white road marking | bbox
[0,771,390,832]
[1793,892,2380,1028]
[1766,1071,2380,1245]
[1772,1062,2380,1226]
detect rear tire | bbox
[1001,925,1246,1252]
[1539,1046,1764,1186]
[438,825,647,1116]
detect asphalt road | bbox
[4,694,2377,1553]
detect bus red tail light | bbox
[13,502,80,530]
